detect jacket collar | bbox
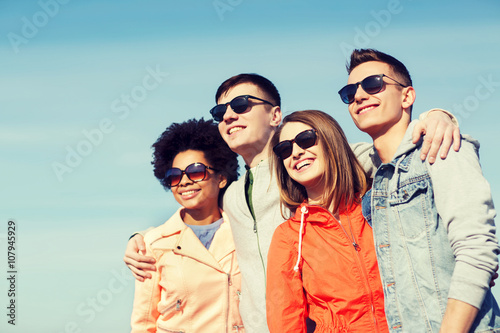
[289,203,336,227]
[158,208,188,236]
[289,201,360,225]
[159,208,235,270]
[372,120,420,171]
[392,120,421,159]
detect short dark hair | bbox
[347,48,412,87]
[215,73,281,107]
[152,118,239,200]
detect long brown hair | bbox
[270,110,369,215]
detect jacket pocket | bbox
[157,299,184,332]
[232,324,245,332]
[388,177,432,240]
[158,298,182,314]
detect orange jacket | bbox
[266,202,388,333]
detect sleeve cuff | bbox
[448,262,492,309]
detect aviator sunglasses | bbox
[165,162,218,188]
[338,74,409,104]
[273,129,317,160]
[210,95,275,122]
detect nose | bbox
[222,104,238,122]
[353,83,369,103]
[177,172,192,186]
[290,142,305,159]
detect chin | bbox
[353,120,377,133]
[225,138,242,151]
[183,203,202,210]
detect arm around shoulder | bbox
[124,228,157,281]
[418,108,459,127]
[415,108,461,162]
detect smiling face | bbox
[279,121,326,203]
[170,149,226,217]
[347,61,413,140]
[217,83,281,166]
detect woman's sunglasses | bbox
[210,95,275,122]
[165,162,218,188]
[273,129,317,160]
[338,74,408,104]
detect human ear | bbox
[218,174,228,189]
[270,106,282,128]
[402,86,416,110]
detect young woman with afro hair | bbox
[130,118,245,333]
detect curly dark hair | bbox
[152,118,239,200]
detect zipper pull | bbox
[353,242,360,251]
[176,299,181,311]
[253,220,257,233]
[227,273,232,286]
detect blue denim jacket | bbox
[362,122,500,332]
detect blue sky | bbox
[1,0,499,331]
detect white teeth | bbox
[359,106,376,113]
[229,127,243,134]
[181,190,197,196]
[296,160,311,170]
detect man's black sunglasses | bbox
[210,95,275,122]
[338,74,408,104]
[273,129,317,160]
[165,162,218,188]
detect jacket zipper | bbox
[354,243,380,332]
[249,165,266,280]
[226,273,231,333]
[328,209,380,332]
[253,218,267,280]
[160,299,182,314]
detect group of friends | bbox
[124,49,500,332]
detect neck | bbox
[181,206,222,226]
[371,118,410,163]
[241,141,272,168]
[307,183,327,208]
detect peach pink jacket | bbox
[130,208,244,332]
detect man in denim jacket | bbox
[338,48,500,332]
